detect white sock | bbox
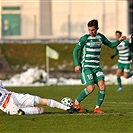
[47,99,70,110]
[75,100,79,105]
[95,106,99,109]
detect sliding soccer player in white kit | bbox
[0,80,74,115]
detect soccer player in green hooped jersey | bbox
[111,31,133,92]
[73,19,126,114]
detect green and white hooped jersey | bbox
[116,40,130,64]
[73,33,120,69]
[80,35,102,69]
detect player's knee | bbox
[123,72,129,79]
[116,71,122,76]
[86,85,95,93]
[98,80,106,90]
[124,75,128,79]
[99,83,106,90]
[39,107,44,114]
[36,107,44,114]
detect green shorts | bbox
[117,62,131,73]
[80,67,104,86]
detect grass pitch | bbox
[0,85,133,133]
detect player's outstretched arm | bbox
[104,36,126,48]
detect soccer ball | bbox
[61,97,73,107]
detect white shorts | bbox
[11,92,39,108]
[1,93,40,115]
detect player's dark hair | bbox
[115,30,122,36]
[87,19,98,28]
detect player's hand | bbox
[111,55,115,59]
[119,36,126,41]
[75,66,81,73]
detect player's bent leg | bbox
[47,99,70,110]
[39,97,69,110]
[38,97,73,114]
[73,69,95,113]
[38,97,48,106]
[47,99,75,114]
[94,80,105,114]
[76,86,94,103]
[74,85,94,113]
[19,107,44,115]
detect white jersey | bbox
[0,81,18,114]
[0,83,11,109]
[0,86,37,107]
[0,80,39,115]
[0,81,70,115]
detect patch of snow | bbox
[2,67,133,87]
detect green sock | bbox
[96,90,105,107]
[76,88,90,103]
[117,76,122,88]
[128,72,133,78]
